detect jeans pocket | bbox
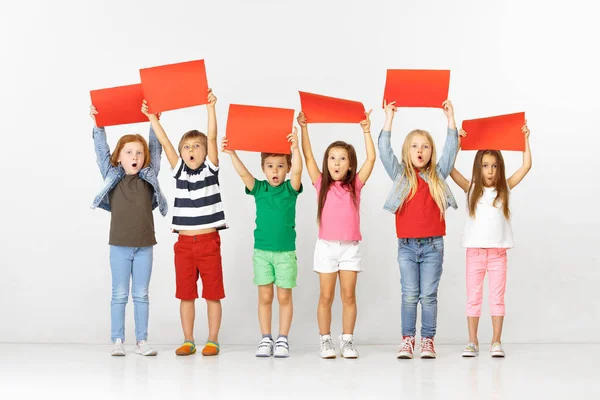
[431,238,444,254]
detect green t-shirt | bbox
[245,179,303,251]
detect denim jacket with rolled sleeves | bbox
[91,126,168,216]
[377,127,459,214]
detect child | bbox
[89,104,168,356]
[221,128,303,358]
[142,89,226,357]
[378,100,459,359]
[450,122,532,358]
[298,109,376,359]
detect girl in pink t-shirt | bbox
[298,109,376,359]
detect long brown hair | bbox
[317,141,358,224]
[398,130,448,219]
[110,134,150,169]
[468,150,510,219]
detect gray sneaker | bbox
[135,340,158,356]
[111,338,126,356]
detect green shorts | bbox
[252,249,298,288]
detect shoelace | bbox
[138,341,152,352]
[321,338,334,351]
[465,343,477,352]
[399,337,414,352]
[421,338,434,352]
[341,340,357,353]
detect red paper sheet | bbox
[225,104,294,154]
[383,69,450,108]
[299,91,365,123]
[90,84,146,127]
[139,59,208,113]
[461,112,526,151]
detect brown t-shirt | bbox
[109,174,157,247]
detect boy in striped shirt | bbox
[142,89,226,357]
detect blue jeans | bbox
[397,237,444,338]
[109,246,153,342]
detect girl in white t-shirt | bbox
[450,122,531,358]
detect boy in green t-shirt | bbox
[221,127,303,358]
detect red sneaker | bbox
[397,336,415,359]
[420,337,437,359]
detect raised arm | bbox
[507,121,532,189]
[436,100,459,179]
[221,137,256,191]
[90,105,111,179]
[450,168,470,192]
[449,128,471,192]
[298,111,321,184]
[206,88,219,167]
[357,109,376,184]
[378,100,404,180]
[288,127,303,191]
[142,100,178,169]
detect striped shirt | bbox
[171,158,227,232]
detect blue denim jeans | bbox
[109,246,153,342]
[397,237,444,338]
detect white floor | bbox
[0,344,598,400]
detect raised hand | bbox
[383,100,397,121]
[207,88,217,108]
[442,100,455,119]
[360,109,372,133]
[89,105,98,124]
[221,137,234,155]
[287,126,299,151]
[522,120,530,139]
[297,111,307,127]
[141,100,161,120]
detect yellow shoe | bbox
[175,341,196,356]
[201,341,220,356]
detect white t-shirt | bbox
[463,185,514,248]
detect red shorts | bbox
[174,232,225,301]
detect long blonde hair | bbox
[398,129,448,219]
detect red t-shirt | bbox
[395,172,446,238]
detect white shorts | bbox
[313,239,362,273]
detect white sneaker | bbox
[490,342,505,357]
[462,342,479,357]
[111,338,126,356]
[135,340,158,356]
[319,334,336,359]
[255,337,274,357]
[274,337,290,358]
[339,334,359,359]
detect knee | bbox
[111,290,129,304]
[132,288,149,303]
[277,290,292,306]
[340,290,356,306]
[402,293,419,305]
[259,289,274,306]
[420,293,438,306]
[319,291,335,307]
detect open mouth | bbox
[190,156,195,162]
[132,163,138,168]
[272,177,279,183]
[417,155,423,162]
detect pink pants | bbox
[466,248,508,317]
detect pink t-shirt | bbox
[314,174,364,241]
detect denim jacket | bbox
[91,126,168,216]
[377,127,459,214]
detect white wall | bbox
[0,0,598,345]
